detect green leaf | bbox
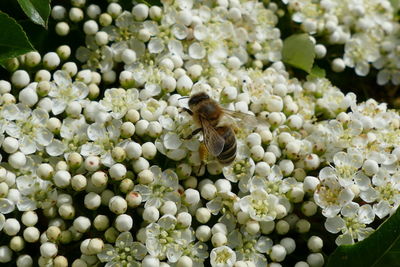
[0,11,34,62]
[326,208,400,267]
[308,65,326,78]
[390,0,400,12]
[282,33,315,73]
[16,0,50,28]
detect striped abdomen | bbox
[216,126,237,165]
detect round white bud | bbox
[53,170,71,188]
[331,58,345,72]
[0,80,11,93]
[55,22,70,36]
[303,176,320,193]
[201,183,217,200]
[301,201,318,217]
[11,70,30,88]
[142,142,157,159]
[362,159,379,176]
[40,242,58,258]
[109,163,127,181]
[132,4,149,21]
[143,206,159,222]
[211,232,227,247]
[196,225,211,242]
[108,196,127,214]
[73,217,91,233]
[4,218,20,236]
[84,156,101,171]
[296,219,311,233]
[314,44,326,59]
[69,7,84,22]
[177,255,193,267]
[196,207,211,223]
[93,215,109,231]
[94,31,109,46]
[51,5,66,20]
[276,220,290,235]
[307,236,323,252]
[212,223,228,235]
[23,227,40,243]
[121,49,136,65]
[71,175,87,191]
[184,188,200,205]
[177,212,192,228]
[86,4,101,19]
[84,192,101,210]
[8,152,26,170]
[83,20,98,35]
[280,237,296,254]
[304,154,320,170]
[142,255,160,267]
[215,179,231,193]
[115,214,133,232]
[270,244,287,262]
[307,253,324,267]
[160,201,177,215]
[2,137,19,154]
[132,157,149,173]
[43,52,61,70]
[0,246,12,263]
[21,211,38,226]
[16,254,33,267]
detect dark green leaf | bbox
[308,65,326,78]
[16,0,50,28]
[0,11,34,62]
[282,33,315,73]
[326,208,400,267]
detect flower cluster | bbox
[284,0,400,85]
[0,0,398,266]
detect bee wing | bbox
[222,108,267,128]
[200,117,225,156]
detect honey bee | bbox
[183,92,263,165]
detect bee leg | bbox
[183,128,202,139]
[196,143,208,176]
[181,107,193,115]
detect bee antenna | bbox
[178,96,190,101]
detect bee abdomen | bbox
[216,127,237,165]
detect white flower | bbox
[227,229,271,266]
[325,202,375,245]
[146,215,207,263]
[97,232,147,267]
[140,98,167,121]
[360,169,400,219]
[314,177,354,218]
[3,104,53,154]
[134,166,180,209]
[319,149,364,187]
[210,246,236,267]
[80,119,125,167]
[100,88,142,119]
[49,70,89,115]
[239,188,279,222]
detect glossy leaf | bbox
[0,11,34,62]
[16,0,50,27]
[282,33,315,73]
[326,208,400,267]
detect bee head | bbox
[188,92,210,108]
